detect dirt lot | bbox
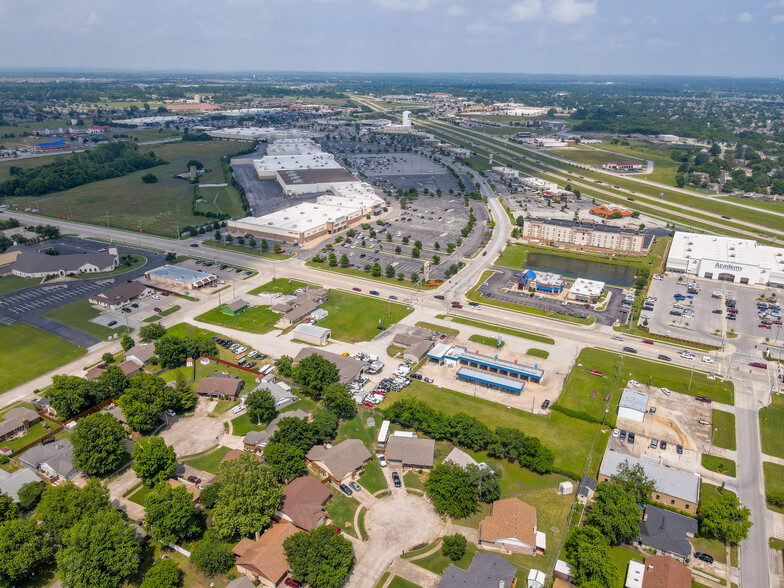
[158,397,227,457]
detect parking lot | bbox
[342,152,462,194]
[477,265,624,325]
[643,274,783,346]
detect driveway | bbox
[158,397,227,457]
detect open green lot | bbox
[248,279,320,296]
[763,462,784,514]
[441,315,555,345]
[44,298,130,339]
[609,546,645,588]
[394,380,608,477]
[712,409,736,451]
[702,454,736,477]
[325,486,360,538]
[318,290,413,343]
[413,541,478,575]
[164,361,259,392]
[0,323,86,394]
[194,304,280,335]
[336,413,380,450]
[0,274,39,295]
[8,140,246,238]
[556,348,734,425]
[760,395,784,459]
[181,446,233,474]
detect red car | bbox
[589,370,604,376]
[161,292,169,297]
[759,323,772,329]
[285,578,301,587]
[604,394,610,402]
[749,362,768,370]
[353,287,361,292]
[329,525,341,534]
[362,401,374,407]
[642,340,654,345]
[153,307,162,313]
[187,475,201,484]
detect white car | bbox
[629,380,641,388]
[702,356,714,363]
[653,275,663,280]
[612,428,620,438]
[661,387,671,396]
[378,455,387,467]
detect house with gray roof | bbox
[144,264,216,290]
[0,407,41,442]
[306,439,371,483]
[294,348,365,384]
[444,447,479,470]
[637,505,698,561]
[243,410,308,452]
[248,376,299,410]
[618,388,649,422]
[0,468,41,501]
[386,434,435,469]
[19,439,79,482]
[439,552,516,588]
[577,476,597,504]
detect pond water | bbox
[526,251,638,287]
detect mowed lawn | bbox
[325,486,360,538]
[0,274,39,295]
[609,546,644,588]
[557,348,734,424]
[318,290,413,343]
[230,398,318,437]
[248,279,320,296]
[712,409,736,451]
[764,462,784,514]
[394,380,608,477]
[702,454,737,477]
[44,298,130,339]
[194,304,281,335]
[0,323,86,394]
[10,140,247,237]
[181,446,233,474]
[760,395,784,459]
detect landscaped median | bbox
[760,395,784,460]
[436,314,555,345]
[305,258,437,290]
[468,334,503,349]
[702,454,737,477]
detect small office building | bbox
[457,367,526,395]
[144,265,217,290]
[568,278,605,304]
[618,388,649,423]
[292,323,331,346]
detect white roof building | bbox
[618,388,649,423]
[625,559,645,588]
[569,278,605,300]
[254,154,342,179]
[520,177,558,192]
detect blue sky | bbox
[1,0,782,76]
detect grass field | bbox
[181,446,233,474]
[764,462,784,515]
[358,459,388,493]
[468,334,504,348]
[164,361,259,392]
[415,321,459,337]
[43,298,130,339]
[194,304,280,334]
[230,398,317,437]
[716,196,784,214]
[248,279,320,296]
[128,484,153,506]
[0,323,87,394]
[712,409,737,451]
[387,577,422,588]
[8,140,245,238]
[393,380,608,477]
[318,290,413,343]
[702,454,737,477]
[325,486,360,538]
[413,541,478,575]
[0,274,39,295]
[760,395,784,459]
[556,145,645,166]
[526,348,549,359]
[441,315,555,345]
[609,546,645,588]
[556,348,734,425]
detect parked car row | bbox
[613,428,684,455]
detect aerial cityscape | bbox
[1,2,783,588]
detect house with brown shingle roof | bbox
[306,439,371,484]
[117,360,142,377]
[641,555,691,588]
[232,521,300,588]
[277,476,332,531]
[195,375,245,399]
[479,497,544,555]
[125,344,156,366]
[167,479,200,503]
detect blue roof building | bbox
[456,367,525,394]
[457,351,544,383]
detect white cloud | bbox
[646,37,680,50]
[506,0,543,21]
[738,11,753,22]
[772,13,784,23]
[548,0,596,24]
[373,0,436,11]
[466,18,491,34]
[446,3,466,16]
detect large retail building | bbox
[666,232,784,286]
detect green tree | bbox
[261,239,269,251]
[274,243,282,253]
[371,263,382,277]
[397,272,404,280]
[17,481,47,511]
[425,463,478,518]
[212,451,283,539]
[385,264,395,278]
[132,437,177,486]
[270,417,315,452]
[48,375,94,420]
[118,373,167,433]
[246,388,277,425]
[414,240,423,249]
[276,355,294,378]
[166,371,197,412]
[412,247,420,258]
[310,410,339,444]
[102,352,115,364]
[698,489,752,543]
[140,558,182,588]
[35,480,111,543]
[139,323,166,341]
[586,482,641,545]
[141,173,158,184]
[0,493,18,523]
[563,526,617,588]
[710,143,721,157]
[57,508,141,588]
[465,464,501,503]
[199,482,222,509]
[328,252,338,267]
[441,533,467,561]
[321,383,357,419]
[432,254,441,264]
[72,412,126,476]
[339,253,350,267]
[410,272,419,283]
[515,215,525,227]
[186,159,204,169]
[190,529,233,575]
[434,242,440,250]
[121,333,135,351]
[144,483,200,545]
[94,365,130,403]
[284,525,354,588]
[615,460,656,504]
[264,442,307,482]
[395,246,402,254]
[0,518,54,587]
[293,354,340,397]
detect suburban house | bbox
[385,433,435,469]
[226,578,255,588]
[637,505,698,561]
[599,451,701,512]
[438,553,517,588]
[88,281,153,310]
[232,521,299,588]
[84,366,106,380]
[0,407,42,442]
[306,439,372,484]
[19,439,79,482]
[117,360,142,377]
[277,475,332,530]
[32,397,57,417]
[243,409,308,452]
[639,555,692,588]
[479,497,545,555]
[0,468,41,501]
[195,375,245,400]
[125,344,157,366]
[444,447,479,470]
[294,348,366,384]
[248,377,299,410]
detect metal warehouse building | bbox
[457,367,526,395]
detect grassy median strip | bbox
[760,395,784,459]
[526,348,550,359]
[468,334,504,348]
[415,321,459,338]
[712,409,737,451]
[440,315,555,345]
